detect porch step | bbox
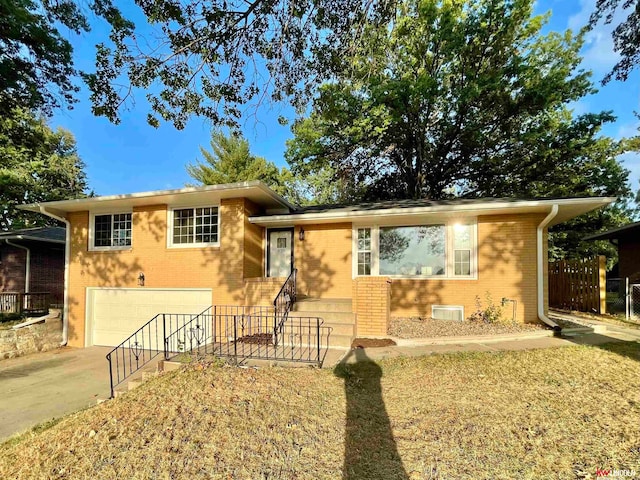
[293,298,353,313]
[317,321,355,336]
[98,357,165,403]
[290,299,355,349]
[325,333,353,348]
[160,360,183,372]
[284,316,355,348]
[291,310,355,323]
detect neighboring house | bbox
[585,222,640,282]
[0,227,65,306]
[19,181,613,349]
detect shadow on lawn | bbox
[563,333,640,362]
[334,349,409,480]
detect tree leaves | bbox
[186,130,299,200]
[285,0,634,259]
[81,0,396,129]
[0,109,89,229]
[590,0,640,84]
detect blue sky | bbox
[51,0,639,196]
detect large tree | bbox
[2,0,392,127]
[285,0,633,258]
[589,0,640,84]
[187,130,301,202]
[0,0,128,115]
[0,109,89,229]
[287,0,626,200]
[83,0,395,129]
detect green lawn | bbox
[2,343,639,479]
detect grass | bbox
[1,344,640,479]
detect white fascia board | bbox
[249,197,616,227]
[17,180,295,213]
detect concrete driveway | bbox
[0,346,111,441]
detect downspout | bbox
[6,239,30,293]
[39,207,70,346]
[537,204,561,333]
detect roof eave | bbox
[0,234,65,244]
[249,197,616,226]
[17,180,295,214]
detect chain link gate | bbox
[630,284,640,322]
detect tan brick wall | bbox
[294,223,352,298]
[243,199,264,278]
[353,277,390,337]
[244,277,284,306]
[66,198,251,347]
[66,202,547,346]
[389,213,544,324]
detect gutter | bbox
[537,204,561,333]
[5,239,30,293]
[39,207,71,346]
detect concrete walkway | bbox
[550,310,640,341]
[323,318,640,367]
[0,346,111,441]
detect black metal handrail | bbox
[105,306,212,398]
[273,268,297,346]
[165,308,324,365]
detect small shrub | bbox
[468,293,505,324]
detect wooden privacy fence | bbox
[548,256,606,314]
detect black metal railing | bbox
[165,306,324,365]
[105,306,212,398]
[273,268,297,345]
[164,305,273,357]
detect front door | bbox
[268,229,293,277]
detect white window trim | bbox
[167,204,221,249]
[88,211,133,252]
[351,219,478,280]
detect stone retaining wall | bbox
[0,318,62,360]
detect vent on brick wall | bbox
[432,305,464,321]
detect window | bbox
[357,228,371,275]
[91,213,132,249]
[171,206,219,246]
[453,224,472,276]
[354,221,476,278]
[432,305,464,321]
[380,225,446,276]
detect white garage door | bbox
[88,288,212,347]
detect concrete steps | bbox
[99,357,166,402]
[292,298,355,349]
[293,298,352,313]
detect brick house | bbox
[0,227,65,309]
[20,181,613,350]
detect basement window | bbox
[432,305,465,321]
